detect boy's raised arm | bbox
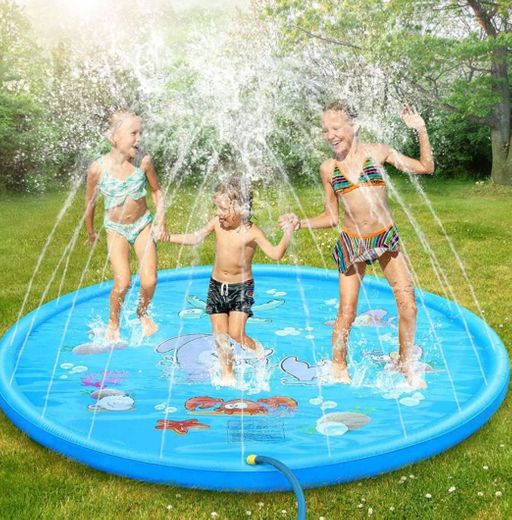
[160,218,216,246]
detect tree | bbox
[0,0,48,191]
[261,0,512,185]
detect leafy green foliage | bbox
[260,0,511,182]
[402,109,491,178]
[0,1,49,191]
[0,0,509,190]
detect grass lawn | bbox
[0,178,510,519]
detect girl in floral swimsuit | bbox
[283,102,434,388]
[84,111,167,342]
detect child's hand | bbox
[278,214,290,229]
[86,231,98,246]
[279,213,300,232]
[279,213,294,229]
[400,104,426,130]
[282,219,296,235]
[151,224,168,241]
[288,213,300,231]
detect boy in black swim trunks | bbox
[159,176,298,385]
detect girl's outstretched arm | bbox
[161,218,216,246]
[291,160,339,230]
[253,220,296,261]
[142,155,167,232]
[84,161,101,245]
[380,106,435,174]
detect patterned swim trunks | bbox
[205,278,255,317]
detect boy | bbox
[160,176,298,385]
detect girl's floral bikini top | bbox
[331,157,386,195]
[97,157,147,210]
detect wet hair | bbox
[323,100,358,120]
[106,110,139,143]
[214,175,253,225]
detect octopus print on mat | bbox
[0,265,508,491]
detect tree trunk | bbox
[489,34,511,185]
[490,129,512,185]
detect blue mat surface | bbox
[0,265,508,491]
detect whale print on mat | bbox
[325,309,396,328]
[363,346,439,374]
[155,334,273,382]
[280,356,329,384]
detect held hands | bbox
[151,223,170,242]
[400,104,426,131]
[279,213,300,233]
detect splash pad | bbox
[0,265,508,491]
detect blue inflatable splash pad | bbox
[0,265,508,491]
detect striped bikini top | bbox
[331,157,386,195]
[97,157,147,210]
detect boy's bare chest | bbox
[216,228,254,250]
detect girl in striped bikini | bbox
[283,101,434,388]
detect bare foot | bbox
[251,340,266,359]
[330,363,351,384]
[105,323,121,343]
[401,365,427,389]
[140,315,159,337]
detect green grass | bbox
[0,178,511,519]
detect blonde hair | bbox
[323,100,358,120]
[214,176,253,225]
[106,110,139,144]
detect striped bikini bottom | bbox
[332,224,400,274]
